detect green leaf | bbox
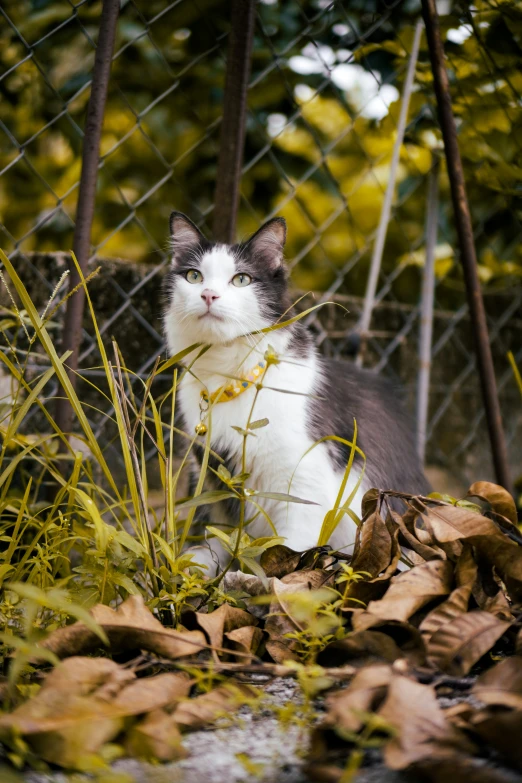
[110,572,141,595]
[156,342,207,375]
[253,302,347,336]
[228,472,251,486]
[231,425,257,437]
[250,536,286,549]
[73,488,112,553]
[114,529,147,557]
[238,556,269,587]
[152,533,177,567]
[0,564,14,583]
[6,583,108,645]
[175,490,237,510]
[251,491,317,505]
[206,526,232,545]
[217,465,232,482]
[0,632,60,666]
[207,525,232,553]
[5,362,61,443]
[240,546,272,558]
[0,251,120,498]
[249,418,269,429]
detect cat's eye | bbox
[232,273,252,287]
[185,269,203,284]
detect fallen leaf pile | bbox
[1,481,522,780]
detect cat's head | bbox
[164,212,289,344]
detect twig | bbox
[111,342,160,593]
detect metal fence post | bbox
[212,0,256,244]
[355,20,423,367]
[416,155,439,463]
[55,0,120,437]
[421,0,512,492]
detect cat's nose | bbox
[201,289,220,308]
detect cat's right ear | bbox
[169,212,205,261]
[245,217,286,269]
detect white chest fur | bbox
[175,333,366,553]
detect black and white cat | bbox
[164,212,429,569]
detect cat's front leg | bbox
[185,534,229,577]
[271,493,360,556]
[270,502,327,553]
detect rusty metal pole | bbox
[212,0,256,243]
[55,0,119,436]
[421,0,512,492]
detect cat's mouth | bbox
[198,311,224,322]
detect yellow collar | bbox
[200,359,266,406]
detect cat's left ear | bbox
[245,217,286,268]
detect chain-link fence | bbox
[1,0,521,492]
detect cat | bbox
[164,212,430,572]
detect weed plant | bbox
[0,252,364,684]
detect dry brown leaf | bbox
[265,571,333,663]
[350,511,392,577]
[419,505,498,543]
[260,545,301,578]
[472,656,522,709]
[0,658,136,768]
[427,610,511,675]
[467,481,518,526]
[420,548,477,641]
[474,537,522,587]
[317,631,406,667]
[516,628,522,656]
[265,639,300,664]
[360,488,380,520]
[375,526,402,581]
[348,620,426,666]
[195,603,256,660]
[44,655,135,698]
[302,761,344,783]
[469,708,522,771]
[42,595,206,660]
[222,571,273,620]
[124,709,186,762]
[342,529,401,607]
[172,682,256,731]
[378,673,476,769]
[476,588,513,620]
[341,576,389,609]
[111,672,191,715]
[323,664,392,733]
[392,508,446,561]
[0,658,189,724]
[399,504,419,534]
[444,701,475,729]
[419,585,473,642]
[298,547,338,571]
[225,625,263,663]
[281,570,335,590]
[455,543,480,589]
[352,559,453,630]
[419,505,522,585]
[471,558,513,620]
[412,754,518,783]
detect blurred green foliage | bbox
[0,0,521,302]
